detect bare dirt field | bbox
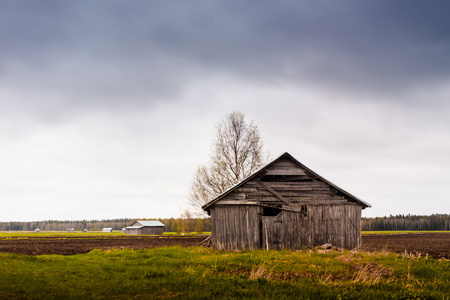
[361,232,450,259]
[1,233,449,258]
[0,236,209,255]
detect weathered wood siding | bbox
[125,227,164,235]
[125,228,142,235]
[213,203,362,250]
[141,227,164,235]
[273,203,362,250]
[210,205,260,250]
[207,155,365,250]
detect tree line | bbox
[361,214,450,231]
[0,217,212,233]
[3,214,449,232]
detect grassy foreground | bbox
[0,247,449,299]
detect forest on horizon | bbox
[0,214,448,232]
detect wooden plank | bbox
[246,181,328,188]
[236,188,257,192]
[256,184,315,191]
[246,190,345,198]
[261,186,314,191]
[215,200,258,205]
[253,178,292,205]
[265,169,306,176]
[270,159,299,167]
[266,175,312,182]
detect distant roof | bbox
[126,226,143,229]
[202,152,371,210]
[134,220,165,227]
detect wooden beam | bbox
[267,175,312,182]
[253,178,292,205]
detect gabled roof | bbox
[202,152,371,211]
[134,220,165,227]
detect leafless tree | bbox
[189,111,267,215]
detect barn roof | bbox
[202,152,371,211]
[134,220,165,227]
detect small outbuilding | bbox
[202,152,371,251]
[125,220,165,235]
[66,228,75,233]
[102,228,113,233]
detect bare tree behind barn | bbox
[202,152,371,250]
[189,111,268,215]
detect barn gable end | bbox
[202,152,371,250]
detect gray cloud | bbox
[2,0,450,112]
[1,1,449,220]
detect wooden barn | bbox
[202,152,371,250]
[125,220,165,235]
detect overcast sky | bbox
[1,1,449,221]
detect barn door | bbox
[261,214,283,250]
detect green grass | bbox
[163,231,211,236]
[362,231,450,235]
[0,247,448,299]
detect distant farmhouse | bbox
[102,228,113,233]
[125,220,165,235]
[202,152,371,250]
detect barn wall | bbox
[280,203,361,249]
[210,205,260,250]
[142,227,164,235]
[125,228,142,235]
[210,203,362,250]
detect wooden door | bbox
[261,215,283,250]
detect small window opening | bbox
[262,206,282,216]
[300,205,307,218]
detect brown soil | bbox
[361,232,450,259]
[0,236,209,255]
[1,233,449,258]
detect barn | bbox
[202,152,371,250]
[125,220,165,235]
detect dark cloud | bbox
[1,0,450,116]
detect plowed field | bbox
[0,236,209,255]
[1,233,449,258]
[361,232,450,259]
